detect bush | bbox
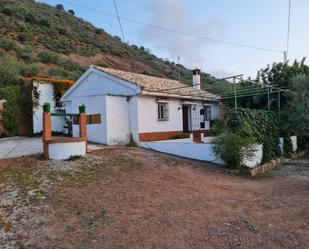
[55,4,64,11]
[68,9,75,15]
[227,109,281,163]
[0,37,17,52]
[37,50,59,64]
[38,19,50,27]
[283,136,293,156]
[0,86,21,133]
[210,118,226,136]
[172,134,187,139]
[212,132,255,169]
[16,46,33,63]
[20,64,42,77]
[1,8,12,16]
[0,54,20,87]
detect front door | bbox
[182,106,189,132]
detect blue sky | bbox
[38,0,309,78]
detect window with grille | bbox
[157,103,169,121]
[204,106,211,121]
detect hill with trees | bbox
[0,0,223,87]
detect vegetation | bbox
[212,131,255,169]
[0,53,21,87]
[0,86,21,133]
[212,109,284,168]
[0,0,222,85]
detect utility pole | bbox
[177,56,181,82]
[233,76,237,111]
[267,86,270,111]
[283,51,288,63]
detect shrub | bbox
[283,136,293,157]
[210,118,226,136]
[0,37,17,52]
[0,86,21,133]
[37,50,59,64]
[1,8,12,16]
[20,64,42,77]
[55,4,64,11]
[68,9,75,15]
[16,46,33,63]
[24,13,36,24]
[212,132,255,169]
[38,19,50,27]
[172,134,187,139]
[0,54,20,87]
[227,109,281,163]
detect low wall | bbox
[140,138,263,168]
[48,141,86,160]
[140,140,224,164]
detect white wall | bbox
[137,96,183,133]
[136,96,220,134]
[140,140,262,168]
[48,141,86,160]
[63,70,138,100]
[242,144,263,168]
[70,95,108,144]
[128,97,139,143]
[106,95,130,145]
[140,141,224,164]
[32,82,64,133]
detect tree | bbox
[68,9,75,15]
[55,4,64,11]
[286,75,309,135]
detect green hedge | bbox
[227,109,281,163]
[0,86,21,133]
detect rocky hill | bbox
[0,0,223,87]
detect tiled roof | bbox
[93,66,219,100]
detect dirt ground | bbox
[0,148,308,249]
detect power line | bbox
[56,0,283,54]
[112,0,125,42]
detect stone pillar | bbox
[42,109,51,160]
[79,113,87,139]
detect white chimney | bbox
[192,68,201,90]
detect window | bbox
[157,103,169,121]
[73,114,101,125]
[204,106,211,121]
[89,114,101,124]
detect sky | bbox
[37,0,309,79]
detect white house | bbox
[60,66,221,145]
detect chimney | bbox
[192,68,201,90]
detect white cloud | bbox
[138,0,226,70]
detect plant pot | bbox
[79,105,86,113]
[43,103,50,113]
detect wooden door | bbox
[182,106,189,132]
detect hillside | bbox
[0,0,223,87]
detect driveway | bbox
[0,136,42,159]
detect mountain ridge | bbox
[0,0,223,87]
